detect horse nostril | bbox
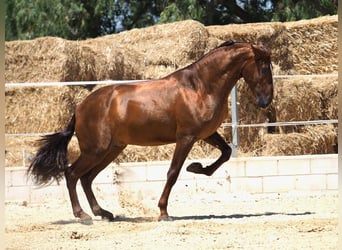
[257,95,271,108]
[258,100,267,108]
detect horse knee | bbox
[166,168,181,185]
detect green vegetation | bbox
[5,0,337,41]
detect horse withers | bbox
[28,41,273,223]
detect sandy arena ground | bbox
[5,190,338,250]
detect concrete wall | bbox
[5,154,338,204]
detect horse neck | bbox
[194,46,252,97]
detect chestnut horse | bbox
[28,41,273,223]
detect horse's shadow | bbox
[52,211,314,225]
[168,211,313,221]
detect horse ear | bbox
[251,44,270,60]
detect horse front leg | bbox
[186,132,231,176]
[158,136,196,220]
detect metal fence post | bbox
[231,85,239,157]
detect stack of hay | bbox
[5,15,338,166]
[261,76,337,156]
[111,19,209,79]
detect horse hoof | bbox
[158,216,173,222]
[102,214,115,222]
[186,162,204,174]
[79,217,93,225]
[98,209,115,222]
[78,213,93,225]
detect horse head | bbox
[241,44,273,108]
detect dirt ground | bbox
[5,190,338,250]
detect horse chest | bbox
[197,109,226,138]
[178,95,226,138]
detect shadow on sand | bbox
[52,211,314,225]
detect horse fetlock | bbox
[222,147,232,161]
[158,208,170,221]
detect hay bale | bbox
[313,77,338,120]
[262,125,336,156]
[270,76,338,133]
[82,39,145,80]
[271,77,322,133]
[113,20,209,70]
[207,21,283,47]
[5,86,89,133]
[5,36,144,84]
[5,37,69,82]
[5,37,98,83]
[206,15,337,74]
[283,16,338,74]
[222,75,338,154]
[63,42,97,81]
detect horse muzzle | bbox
[257,94,272,108]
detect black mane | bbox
[164,40,240,78]
[217,40,235,48]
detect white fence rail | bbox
[4,73,337,88]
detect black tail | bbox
[27,115,76,185]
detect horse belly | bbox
[115,120,177,146]
[112,101,177,146]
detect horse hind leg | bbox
[65,154,97,224]
[80,146,126,222]
[65,149,120,224]
[186,132,231,176]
